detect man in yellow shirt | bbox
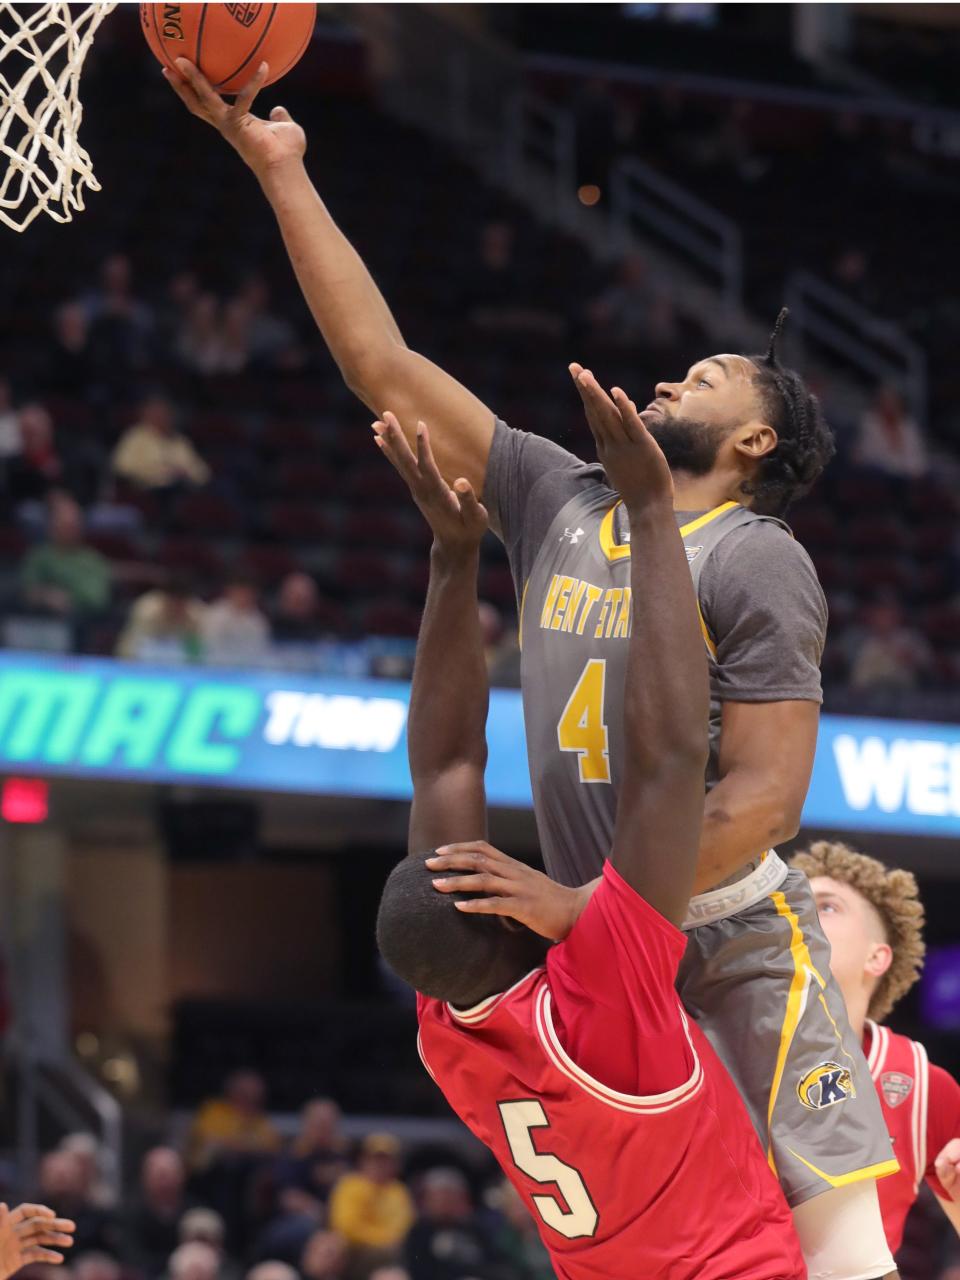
[187,1070,280,1173]
[328,1135,414,1270]
[111,394,210,492]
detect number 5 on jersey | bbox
[498,1100,599,1239]
[557,658,611,783]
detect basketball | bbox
[140,3,316,94]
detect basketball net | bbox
[0,1,116,232]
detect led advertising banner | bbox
[1,654,959,836]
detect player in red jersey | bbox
[791,841,960,1254]
[372,404,806,1280]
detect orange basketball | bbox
[140,3,316,95]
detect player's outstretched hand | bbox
[935,1137,960,1200]
[569,364,674,512]
[0,1203,75,1280]
[374,414,488,557]
[163,59,305,176]
[427,842,597,942]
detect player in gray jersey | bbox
[168,63,898,1278]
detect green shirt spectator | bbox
[21,495,111,616]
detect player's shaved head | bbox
[377,856,550,1007]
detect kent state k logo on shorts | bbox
[797,1061,857,1111]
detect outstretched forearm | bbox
[407,547,488,852]
[259,160,405,397]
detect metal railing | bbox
[14,1049,122,1201]
[785,270,927,421]
[609,156,743,311]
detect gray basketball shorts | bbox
[676,867,898,1208]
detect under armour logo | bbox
[562,527,585,544]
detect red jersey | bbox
[417,864,804,1280]
[864,1020,960,1252]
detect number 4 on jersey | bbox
[498,1100,599,1239]
[557,658,611,783]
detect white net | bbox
[0,1,116,232]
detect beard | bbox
[646,414,725,476]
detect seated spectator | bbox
[299,1231,346,1280]
[176,294,227,376]
[187,1071,280,1175]
[405,1170,505,1280]
[167,1242,220,1280]
[463,222,562,337]
[201,578,271,666]
[20,495,111,621]
[234,276,300,369]
[59,1134,114,1210]
[485,1181,553,1280]
[83,253,154,375]
[246,1266,299,1280]
[855,385,929,479]
[117,577,206,662]
[328,1135,414,1270]
[271,574,328,646]
[369,1271,410,1280]
[217,300,253,376]
[6,404,64,504]
[46,302,95,395]
[0,374,19,458]
[112,395,210,493]
[254,1100,351,1266]
[126,1147,192,1279]
[586,251,677,347]
[72,1254,122,1280]
[849,597,933,690]
[177,1210,238,1280]
[36,1150,118,1256]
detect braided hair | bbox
[743,308,836,516]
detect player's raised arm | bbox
[165,61,495,492]
[373,415,489,849]
[582,378,710,925]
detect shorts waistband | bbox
[682,852,789,930]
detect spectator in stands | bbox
[855,384,929,480]
[82,253,154,374]
[298,1232,346,1280]
[485,1181,553,1280]
[234,276,300,370]
[404,1169,505,1280]
[849,596,933,691]
[463,222,562,338]
[36,1150,118,1256]
[159,272,201,355]
[5,404,64,505]
[20,495,111,622]
[253,1100,350,1267]
[201,578,271,666]
[328,1135,414,1271]
[167,1242,220,1280]
[177,1211,238,1280]
[176,294,228,376]
[72,1253,122,1280]
[46,302,95,396]
[117,576,206,662]
[111,395,210,494]
[187,1070,280,1174]
[368,1271,410,1280]
[0,375,20,458]
[246,1265,299,1280]
[126,1147,192,1279]
[217,300,253,376]
[271,573,327,646]
[586,251,677,347]
[59,1135,114,1210]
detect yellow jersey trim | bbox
[598,500,740,564]
[765,889,827,1173]
[783,1149,900,1189]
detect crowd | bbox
[14,1073,552,1280]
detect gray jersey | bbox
[485,419,827,890]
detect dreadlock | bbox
[743,307,836,516]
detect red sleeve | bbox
[925,1062,960,1199]
[545,862,695,1097]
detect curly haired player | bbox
[166,62,898,1276]
[792,841,960,1254]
